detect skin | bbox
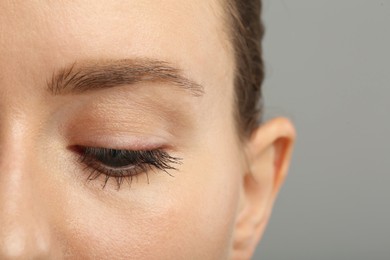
[0,1,295,259]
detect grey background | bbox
[254,1,390,259]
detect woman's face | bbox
[0,1,295,259]
[0,0,245,259]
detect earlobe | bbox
[231,118,296,260]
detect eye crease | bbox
[73,146,182,190]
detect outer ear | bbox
[232,117,296,260]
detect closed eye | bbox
[72,146,182,190]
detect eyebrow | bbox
[47,58,204,97]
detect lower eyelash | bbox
[83,164,145,190]
[74,146,182,190]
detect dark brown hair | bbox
[226,0,264,138]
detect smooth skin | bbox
[0,1,295,259]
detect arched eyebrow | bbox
[47,58,204,97]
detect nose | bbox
[0,139,53,259]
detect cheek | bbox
[172,158,242,259]
[58,201,181,259]
[49,148,242,259]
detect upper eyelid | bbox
[62,94,192,145]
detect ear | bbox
[232,117,296,260]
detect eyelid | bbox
[59,89,193,145]
[66,130,174,151]
[74,146,182,190]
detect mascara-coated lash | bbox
[74,146,182,190]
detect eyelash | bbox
[74,146,182,190]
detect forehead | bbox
[0,0,233,97]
